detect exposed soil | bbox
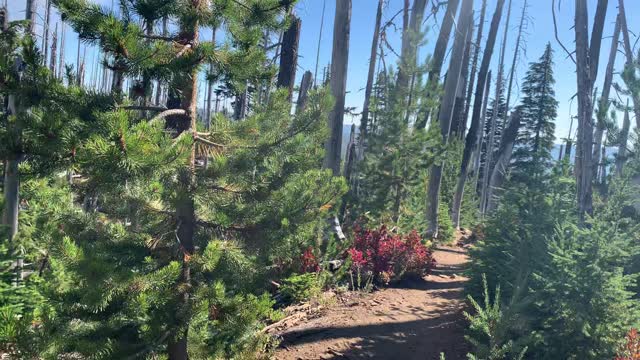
[270,239,471,360]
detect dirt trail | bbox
[272,244,470,360]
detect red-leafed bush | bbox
[347,225,435,285]
[299,246,320,273]
[616,329,640,360]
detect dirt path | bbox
[272,244,470,360]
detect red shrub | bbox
[616,328,640,360]
[347,225,435,285]
[299,246,320,273]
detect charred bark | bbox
[425,0,474,237]
[277,15,301,100]
[416,0,460,129]
[323,0,352,175]
[451,0,505,228]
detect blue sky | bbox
[5,0,640,140]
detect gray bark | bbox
[593,14,620,177]
[359,0,383,146]
[425,0,474,237]
[50,23,58,74]
[313,0,327,87]
[479,0,511,212]
[504,0,527,112]
[323,0,352,175]
[616,104,630,176]
[396,0,428,96]
[618,0,640,128]
[451,0,506,228]
[462,0,487,131]
[26,0,36,35]
[486,110,520,212]
[58,22,66,79]
[296,71,313,114]
[451,17,474,138]
[574,0,598,220]
[43,0,52,66]
[472,70,492,184]
[416,0,460,129]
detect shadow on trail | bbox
[279,314,469,359]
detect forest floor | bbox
[270,235,472,360]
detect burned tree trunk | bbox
[323,0,352,175]
[296,71,313,114]
[277,15,302,100]
[616,103,630,176]
[593,14,619,177]
[58,22,66,79]
[425,0,474,237]
[451,18,474,138]
[451,0,505,228]
[480,0,512,214]
[618,0,640,128]
[26,0,36,35]
[360,0,383,146]
[416,0,460,129]
[573,0,605,220]
[472,70,492,186]
[205,28,217,130]
[396,0,428,97]
[50,23,58,74]
[486,110,520,212]
[504,0,527,112]
[462,0,487,129]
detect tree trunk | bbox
[462,0,487,131]
[425,0,474,237]
[205,28,216,130]
[296,71,313,114]
[618,0,640,128]
[480,0,511,212]
[589,0,608,84]
[359,0,383,148]
[486,110,520,212]
[323,0,352,175]
[451,0,505,228]
[451,17,474,138]
[593,14,620,177]
[155,17,169,105]
[479,65,502,214]
[166,7,201,359]
[50,23,58,74]
[43,0,52,66]
[472,70,492,186]
[58,22,66,79]
[615,103,630,176]
[277,15,301,100]
[396,0,428,99]
[25,0,36,35]
[504,0,527,112]
[313,0,327,87]
[416,0,460,129]
[574,0,597,220]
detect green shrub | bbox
[279,273,323,304]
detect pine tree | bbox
[11,0,348,358]
[510,44,558,184]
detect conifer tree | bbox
[18,1,347,358]
[510,44,558,185]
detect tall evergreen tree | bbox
[510,44,558,184]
